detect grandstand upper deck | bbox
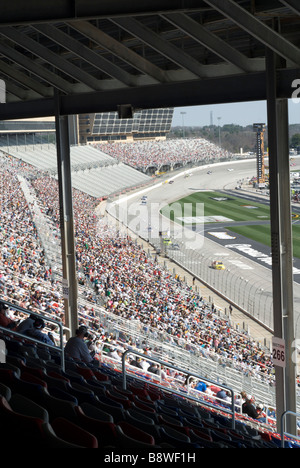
[0,144,152,198]
[1,143,114,172]
[95,138,233,173]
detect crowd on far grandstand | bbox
[95,138,232,170]
[0,151,274,394]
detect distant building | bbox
[78,108,174,144]
[0,117,56,150]
[0,109,174,150]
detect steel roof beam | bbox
[0,67,298,120]
[110,16,210,78]
[0,42,74,94]
[0,26,103,91]
[161,12,259,73]
[0,0,207,26]
[68,20,168,84]
[32,23,135,87]
[0,60,52,97]
[204,0,300,67]
[4,82,31,101]
[279,0,300,16]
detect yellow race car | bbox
[211,260,225,270]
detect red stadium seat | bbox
[105,389,132,409]
[0,396,46,445]
[75,406,117,446]
[75,366,94,380]
[93,370,111,382]
[51,417,98,448]
[116,421,156,446]
[21,371,48,388]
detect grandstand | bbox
[0,150,299,449]
[1,0,300,451]
[0,118,55,150]
[1,144,152,198]
[95,138,233,174]
[70,163,151,198]
[2,135,234,198]
[1,319,289,449]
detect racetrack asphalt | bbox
[112,156,300,341]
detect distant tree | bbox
[222,124,243,134]
[291,133,300,148]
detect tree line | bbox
[169,123,300,154]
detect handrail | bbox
[280,411,300,448]
[0,299,66,372]
[121,348,236,430]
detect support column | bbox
[266,48,297,435]
[55,94,78,338]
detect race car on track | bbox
[211,260,225,270]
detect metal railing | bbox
[280,411,300,448]
[0,299,66,371]
[121,348,236,430]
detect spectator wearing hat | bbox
[242,395,261,419]
[25,317,55,346]
[255,403,266,423]
[129,356,143,369]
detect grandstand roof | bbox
[0,1,299,119]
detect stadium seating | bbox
[2,144,152,198]
[2,143,297,450]
[95,138,233,172]
[1,324,295,449]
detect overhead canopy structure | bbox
[0,0,299,116]
[0,0,299,435]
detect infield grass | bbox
[227,224,300,259]
[160,190,300,258]
[160,191,270,224]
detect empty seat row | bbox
[0,362,282,449]
[0,328,290,448]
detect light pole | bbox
[180,111,187,138]
[217,116,221,147]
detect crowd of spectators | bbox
[95,138,232,170]
[0,151,274,393]
[30,173,274,383]
[0,158,62,316]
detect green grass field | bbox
[227,224,300,258]
[161,190,300,258]
[160,191,270,224]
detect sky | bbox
[172,99,300,128]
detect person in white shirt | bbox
[205,385,215,397]
[140,359,150,372]
[108,348,122,361]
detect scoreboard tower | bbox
[253,123,266,185]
